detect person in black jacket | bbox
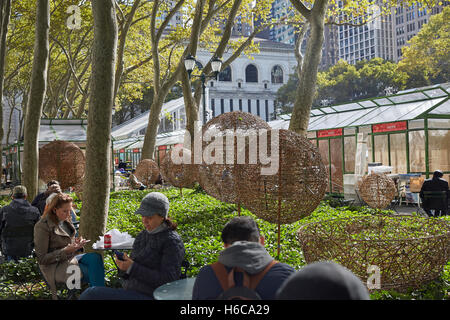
[192,216,295,300]
[31,180,60,215]
[0,185,40,261]
[420,170,449,217]
[79,192,185,300]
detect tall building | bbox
[336,1,449,65]
[269,0,339,70]
[336,1,394,64]
[392,2,449,62]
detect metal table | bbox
[153,277,196,300]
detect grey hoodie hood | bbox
[218,241,274,275]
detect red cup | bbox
[104,234,112,248]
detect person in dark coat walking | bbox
[79,192,185,300]
[419,170,449,216]
[192,216,295,300]
[0,185,40,261]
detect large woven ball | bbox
[160,147,197,188]
[135,159,160,186]
[357,173,396,209]
[239,129,328,224]
[198,111,271,204]
[39,140,85,190]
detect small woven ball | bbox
[135,159,160,186]
[357,173,396,209]
[160,147,197,188]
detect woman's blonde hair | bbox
[42,193,73,224]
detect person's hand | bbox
[65,238,89,254]
[64,242,82,254]
[115,252,134,271]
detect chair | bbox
[420,191,448,217]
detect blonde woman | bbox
[34,193,104,299]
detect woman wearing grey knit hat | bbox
[79,192,186,300]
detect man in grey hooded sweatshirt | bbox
[192,216,295,300]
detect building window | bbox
[211,99,215,117]
[218,65,232,82]
[248,99,252,113]
[239,99,242,111]
[230,99,234,112]
[220,99,224,114]
[245,64,258,83]
[265,100,269,122]
[271,65,283,84]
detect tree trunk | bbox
[289,0,329,136]
[113,0,141,103]
[79,0,118,249]
[23,0,50,199]
[140,91,168,159]
[140,0,203,159]
[0,0,11,170]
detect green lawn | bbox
[1,187,449,300]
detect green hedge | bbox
[0,188,449,300]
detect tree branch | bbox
[289,0,311,20]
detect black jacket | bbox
[420,177,449,209]
[122,227,185,297]
[0,199,41,257]
[31,192,48,215]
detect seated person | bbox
[34,193,105,300]
[192,216,295,300]
[419,170,449,217]
[79,192,185,300]
[0,186,40,261]
[118,159,127,171]
[129,169,146,190]
[276,261,370,300]
[31,180,61,215]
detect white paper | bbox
[92,229,135,249]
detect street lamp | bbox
[184,54,223,124]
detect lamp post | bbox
[184,54,223,124]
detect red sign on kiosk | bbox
[372,121,407,133]
[158,145,167,150]
[317,128,343,138]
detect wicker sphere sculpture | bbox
[135,159,160,186]
[160,147,197,188]
[198,111,271,205]
[357,173,397,209]
[298,215,450,292]
[39,140,85,190]
[239,129,328,224]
